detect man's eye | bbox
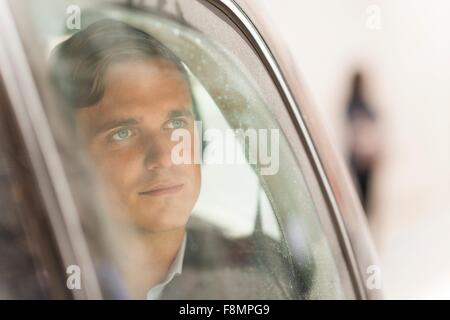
[166,119,187,129]
[111,128,134,141]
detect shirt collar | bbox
[146,233,187,300]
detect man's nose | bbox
[143,133,174,170]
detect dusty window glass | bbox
[8,0,355,299]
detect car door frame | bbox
[0,0,380,300]
[225,0,381,300]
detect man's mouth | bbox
[138,182,185,196]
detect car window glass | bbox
[7,0,356,299]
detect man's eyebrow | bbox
[93,118,139,135]
[167,109,194,118]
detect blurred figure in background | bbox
[345,72,380,216]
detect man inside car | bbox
[51,19,311,299]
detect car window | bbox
[5,0,356,299]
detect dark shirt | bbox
[160,218,314,299]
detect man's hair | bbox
[50,19,190,109]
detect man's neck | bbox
[140,227,185,269]
[123,227,186,298]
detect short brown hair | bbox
[50,19,190,109]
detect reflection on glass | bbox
[51,18,310,299]
[9,0,349,299]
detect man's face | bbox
[76,57,201,232]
